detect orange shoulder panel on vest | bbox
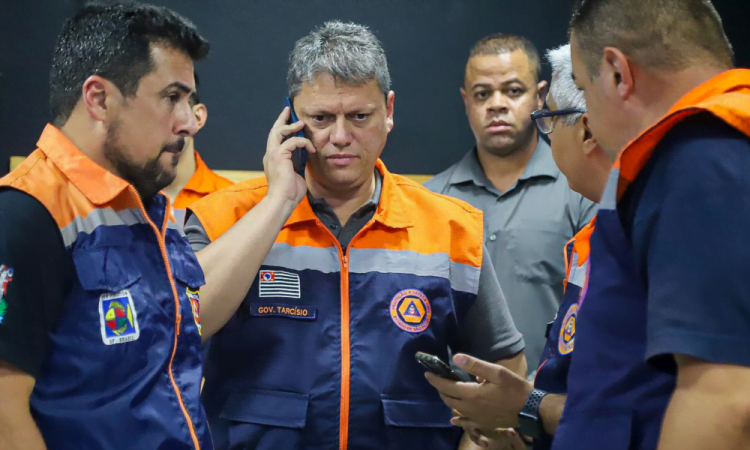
[173,151,235,210]
[187,176,268,242]
[616,69,750,199]
[353,171,484,269]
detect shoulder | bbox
[392,173,482,220]
[208,169,235,191]
[422,161,460,193]
[188,176,269,241]
[649,112,750,191]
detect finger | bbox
[453,354,504,384]
[424,372,471,400]
[273,106,292,127]
[437,392,464,412]
[278,137,316,156]
[278,119,306,138]
[451,416,480,429]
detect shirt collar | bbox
[286,159,411,229]
[308,167,382,211]
[448,137,560,188]
[181,150,215,195]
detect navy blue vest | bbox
[551,174,674,450]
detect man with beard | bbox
[425,35,597,375]
[0,2,249,449]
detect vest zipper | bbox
[133,190,200,450]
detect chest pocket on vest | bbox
[168,237,206,289]
[219,389,310,450]
[72,230,142,292]
[381,396,461,450]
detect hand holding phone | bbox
[415,351,466,382]
[285,96,307,178]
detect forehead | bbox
[138,44,195,91]
[296,73,384,110]
[465,50,535,86]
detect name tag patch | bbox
[250,303,316,320]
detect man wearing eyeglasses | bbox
[425,43,611,450]
[425,34,597,377]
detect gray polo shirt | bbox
[424,139,597,374]
[185,172,525,363]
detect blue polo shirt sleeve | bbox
[623,113,750,371]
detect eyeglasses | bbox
[531,108,586,135]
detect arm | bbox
[192,195,297,340]
[0,190,72,449]
[192,108,315,340]
[625,117,750,449]
[0,362,45,450]
[657,356,750,450]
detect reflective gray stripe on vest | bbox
[60,208,146,247]
[348,247,480,295]
[263,243,341,274]
[567,253,589,289]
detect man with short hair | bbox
[555,0,750,449]
[426,43,612,450]
[0,2,217,449]
[186,21,526,450]
[425,34,597,375]
[163,73,234,224]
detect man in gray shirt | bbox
[425,34,597,375]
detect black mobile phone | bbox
[285,96,307,177]
[415,351,465,382]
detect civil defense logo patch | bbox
[558,303,578,355]
[389,289,432,333]
[99,290,140,345]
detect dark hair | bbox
[570,0,733,77]
[189,71,201,107]
[50,1,210,125]
[468,33,541,82]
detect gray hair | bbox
[546,44,587,126]
[287,21,391,98]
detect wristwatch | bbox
[518,388,549,439]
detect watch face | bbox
[518,411,542,439]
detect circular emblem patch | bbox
[390,289,432,333]
[558,303,578,355]
[104,300,133,336]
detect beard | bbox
[103,119,183,200]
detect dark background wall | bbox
[1,0,748,177]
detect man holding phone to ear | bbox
[185,21,525,450]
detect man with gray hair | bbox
[185,21,526,450]
[427,43,611,450]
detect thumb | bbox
[453,354,503,383]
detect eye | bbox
[354,113,370,121]
[168,93,181,103]
[508,87,524,96]
[311,115,327,122]
[475,91,490,100]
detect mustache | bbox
[161,138,185,154]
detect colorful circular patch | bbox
[105,300,132,336]
[558,303,578,355]
[390,289,432,333]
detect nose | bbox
[487,90,508,113]
[329,115,354,148]
[174,99,199,137]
